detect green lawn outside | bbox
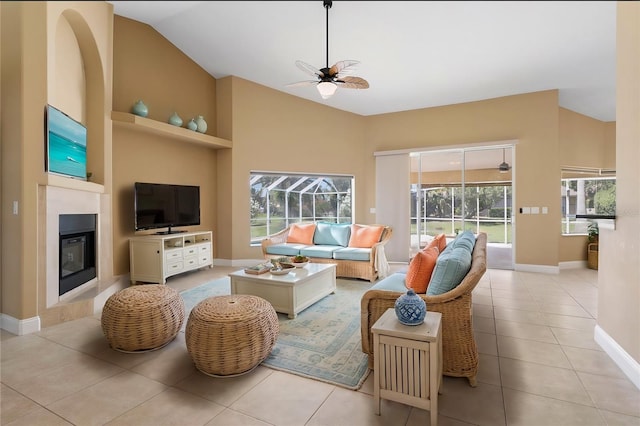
[413,220,512,243]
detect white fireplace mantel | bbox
[43,185,105,307]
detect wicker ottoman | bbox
[101,284,185,353]
[185,295,279,377]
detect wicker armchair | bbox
[360,232,487,386]
[261,224,393,282]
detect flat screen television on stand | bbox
[134,182,200,234]
[45,104,88,180]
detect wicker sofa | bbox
[360,232,487,386]
[261,222,393,282]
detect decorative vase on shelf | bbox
[394,289,427,326]
[132,100,148,117]
[186,118,198,131]
[195,115,207,133]
[168,112,183,127]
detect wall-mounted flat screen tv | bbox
[45,104,87,180]
[134,182,201,234]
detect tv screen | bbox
[45,104,88,180]
[134,182,200,234]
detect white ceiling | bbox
[108,1,616,121]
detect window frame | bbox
[249,171,355,245]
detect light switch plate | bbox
[542,207,548,214]
[522,207,531,214]
[531,207,540,214]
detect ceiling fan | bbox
[498,148,511,173]
[287,0,369,100]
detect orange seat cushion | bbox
[286,223,317,244]
[405,246,439,293]
[348,224,384,248]
[427,233,447,253]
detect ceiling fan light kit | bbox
[288,0,369,100]
[317,81,338,99]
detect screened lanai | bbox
[249,173,354,244]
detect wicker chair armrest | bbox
[260,227,290,257]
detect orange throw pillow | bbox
[348,224,384,248]
[427,233,447,253]
[405,246,439,293]
[286,223,316,244]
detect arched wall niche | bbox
[51,8,106,184]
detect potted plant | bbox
[587,222,599,270]
[587,222,599,243]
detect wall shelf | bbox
[111,111,232,149]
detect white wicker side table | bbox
[372,308,442,425]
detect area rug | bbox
[179,276,372,390]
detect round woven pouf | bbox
[101,284,185,353]
[185,295,279,377]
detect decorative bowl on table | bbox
[270,263,295,275]
[287,255,309,268]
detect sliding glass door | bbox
[410,146,514,269]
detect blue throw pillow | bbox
[313,222,351,247]
[426,246,472,295]
[452,230,476,253]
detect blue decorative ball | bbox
[395,289,427,325]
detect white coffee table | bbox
[229,263,337,319]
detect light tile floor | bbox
[2,266,640,426]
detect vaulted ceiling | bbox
[108,1,616,122]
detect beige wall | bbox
[362,91,561,266]
[559,107,614,168]
[598,1,640,368]
[216,76,367,261]
[111,16,222,275]
[558,108,616,263]
[1,1,113,322]
[113,16,217,133]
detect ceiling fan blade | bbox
[336,76,369,89]
[285,80,318,88]
[329,60,361,76]
[295,60,324,78]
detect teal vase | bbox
[132,100,148,117]
[186,119,198,131]
[195,115,207,133]
[168,112,183,127]
[394,289,427,325]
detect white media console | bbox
[129,230,213,284]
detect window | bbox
[411,184,512,244]
[249,172,354,244]
[561,168,616,234]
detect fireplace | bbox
[59,214,96,296]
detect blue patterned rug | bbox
[179,276,372,390]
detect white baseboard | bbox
[594,325,640,390]
[514,263,560,274]
[559,260,588,270]
[213,258,265,267]
[0,313,41,335]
